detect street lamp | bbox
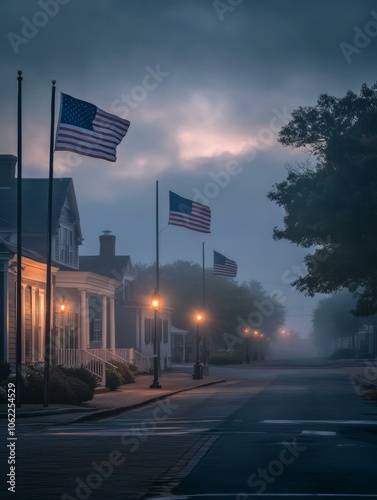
[243,328,250,363]
[193,313,203,380]
[150,289,161,388]
[253,330,259,361]
[60,295,66,313]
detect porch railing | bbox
[89,348,151,373]
[55,348,116,386]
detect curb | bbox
[0,407,94,419]
[0,378,226,421]
[72,378,226,423]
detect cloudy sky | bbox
[1,0,377,337]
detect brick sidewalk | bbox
[3,370,225,424]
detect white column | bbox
[101,295,107,349]
[39,291,45,362]
[109,296,115,352]
[80,290,88,350]
[31,287,36,362]
[21,284,26,364]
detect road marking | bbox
[301,430,337,436]
[145,494,377,499]
[144,495,377,499]
[261,419,377,425]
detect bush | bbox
[59,366,99,391]
[209,351,244,365]
[106,368,123,391]
[20,365,44,403]
[109,360,135,384]
[0,362,11,382]
[19,365,95,405]
[127,363,138,374]
[50,367,94,405]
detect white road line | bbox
[145,495,377,499]
[301,430,337,436]
[261,419,377,425]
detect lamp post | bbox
[193,313,203,380]
[243,328,250,364]
[150,289,161,388]
[259,333,265,361]
[253,330,259,361]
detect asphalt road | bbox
[1,361,377,500]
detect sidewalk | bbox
[2,369,226,424]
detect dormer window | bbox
[57,225,75,266]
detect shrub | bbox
[0,362,11,382]
[209,351,243,365]
[59,366,99,391]
[20,365,44,403]
[106,368,123,391]
[109,360,135,384]
[127,363,138,374]
[19,365,95,405]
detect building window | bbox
[57,225,75,266]
[93,319,102,342]
[145,318,152,344]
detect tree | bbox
[267,82,377,316]
[133,260,286,348]
[311,291,366,356]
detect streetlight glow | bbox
[150,289,161,389]
[60,296,66,313]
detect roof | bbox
[79,255,132,281]
[0,236,47,263]
[0,178,82,239]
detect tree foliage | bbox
[267,82,377,316]
[133,260,286,346]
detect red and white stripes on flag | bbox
[168,191,211,233]
[214,251,237,277]
[55,93,130,162]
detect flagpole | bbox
[156,180,159,292]
[202,241,208,372]
[43,79,56,407]
[150,179,161,388]
[15,70,23,408]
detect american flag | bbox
[55,93,130,162]
[214,251,237,277]
[168,191,211,233]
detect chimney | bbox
[0,154,17,188]
[99,230,116,258]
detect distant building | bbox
[80,232,173,369]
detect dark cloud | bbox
[1,0,377,336]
